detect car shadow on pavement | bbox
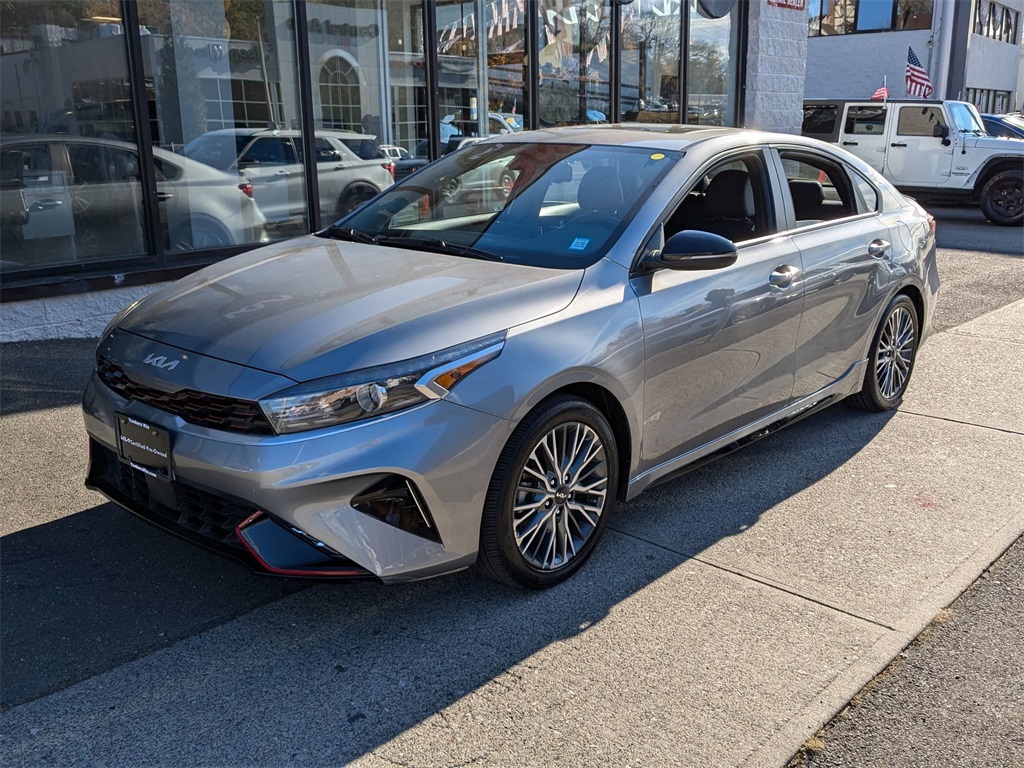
[1,329,895,767]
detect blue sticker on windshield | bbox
[569,237,590,251]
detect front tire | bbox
[979,169,1023,226]
[848,294,919,412]
[477,395,618,589]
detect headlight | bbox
[259,332,506,434]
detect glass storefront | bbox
[621,2,682,123]
[0,0,745,290]
[688,0,741,127]
[0,1,147,271]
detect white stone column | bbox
[742,0,809,134]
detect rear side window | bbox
[851,173,879,212]
[844,106,887,136]
[239,137,295,166]
[802,104,838,137]
[897,107,945,136]
[779,152,860,225]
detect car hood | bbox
[120,236,583,382]
[967,135,1024,152]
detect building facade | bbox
[1,0,813,340]
[804,0,1024,111]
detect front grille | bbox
[87,440,373,579]
[88,440,257,551]
[97,355,274,435]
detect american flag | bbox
[906,47,934,98]
[871,77,888,101]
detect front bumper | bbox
[83,362,513,583]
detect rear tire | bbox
[170,220,232,251]
[477,395,618,589]
[848,294,919,412]
[338,185,378,216]
[979,169,1023,226]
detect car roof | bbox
[479,123,783,151]
[196,127,374,140]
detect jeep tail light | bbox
[238,181,254,199]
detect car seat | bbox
[699,169,757,242]
[788,179,824,223]
[574,165,624,230]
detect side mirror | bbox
[648,230,738,271]
[932,123,949,138]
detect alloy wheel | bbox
[513,422,609,572]
[875,305,916,400]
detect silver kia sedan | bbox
[83,125,939,589]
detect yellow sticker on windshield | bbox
[650,153,665,160]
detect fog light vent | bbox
[351,475,440,543]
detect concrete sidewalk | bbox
[1,300,1022,767]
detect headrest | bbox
[577,165,623,214]
[703,169,754,219]
[788,179,824,209]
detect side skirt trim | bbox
[626,359,867,500]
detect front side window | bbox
[339,142,681,269]
[897,106,945,136]
[662,154,773,244]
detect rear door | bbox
[237,136,302,225]
[771,146,894,399]
[885,105,953,187]
[65,142,146,257]
[838,103,889,172]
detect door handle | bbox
[30,199,63,211]
[868,239,890,258]
[841,141,859,146]
[769,264,801,289]
[156,191,174,201]
[333,164,350,170]
[890,142,908,148]
[273,170,293,177]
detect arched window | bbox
[319,56,361,131]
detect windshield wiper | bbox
[373,236,504,262]
[321,226,377,244]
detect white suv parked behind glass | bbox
[183,128,394,230]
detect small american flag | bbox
[906,47,934,98]
[871,77,888,101]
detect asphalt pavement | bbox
[1,205,1022,767]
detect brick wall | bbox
[1,283,169,342]
[744,0,810,134]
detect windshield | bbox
[331,142,681,269]
[182,134,251,170]
[947,102,986,134]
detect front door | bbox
[884,105,953,187]
[632,153,803,473]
